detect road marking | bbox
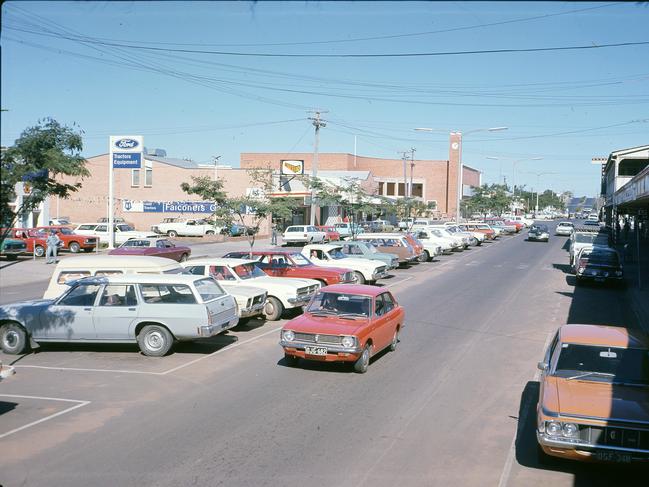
[0,394,90,439]
[465,260,481,266]
[516,264,529,270]
[15,325,284,376]
[497,328,556,487]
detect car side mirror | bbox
[537,361,548,371]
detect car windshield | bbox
[290,253,311,266]
[575,233,599,244]
[232,263,266,280]
[555,344,649,385]
[121,240,150,247]
[116,224,134,232]
[194,278,225,301]
[307,291,371,318]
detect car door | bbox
[162,240,182,260]
[93,284,140,340]
[371,294,392,351]
[185,220,200,236]
[39,284,102,340]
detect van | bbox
[43,255,183,299]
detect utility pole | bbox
[308,111,327,226]
[212,155,222,181]
[409,147,416,198]
[400,151,409,198]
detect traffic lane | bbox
[0,224,564,485]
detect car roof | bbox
[303,243,343,250]
[228,249,300,255]
[321,284,387,297]
[182,257,258,266]
[54,255,181,269]
[558,221,573,225]
[559,324,649,349]
[74,274,207,286]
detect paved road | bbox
[0,225,644,486]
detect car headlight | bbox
[282,330,295,342]
[546,421,562,436]
[341,336,355,348]
[563,423,578,437]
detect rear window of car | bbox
[121,240,150,247]
[57,271,91,284]
[193,278,225,302]
[139,284,197,304]
[575,233,599,244]
[286,226,303,232]
[582,251,619,265]
[77,224,96,231]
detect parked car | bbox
[48,217,71,225]
[574,247,624,286]
[427,225,469,249]
[220,223,246,237]
[0,237,27,260]
[181,258,320,321]
[280,284,405,373]
[97,216,128,224]
[584,219,601,227]
[555,221,575,236]
[338,241,399,269]
[445,223,483,245]
[536,324,649,464]
[223,249,356,286]
[31,226,99,253]
[413,229,455,255]
[282,225,327,246]
[301,243,389,285]
[462,223,497,240]
[505,215,534,227]
[397,217,415,230]
[43,255,184,299]
[108,238,191,262]
[151,218,221,237]
[528,224,550,242]
[0,274,238,356]
[569,228,610,266]
[73,223,157,245]
[316,226,341,242]
[354,234,422,263]
[332,222,364,238]
[484,219,517,234]
[360,220,392,232]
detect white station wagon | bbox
[0,274,238,357]
[182,258,320,321]
[301,243,389,285]
[282,225,327,245]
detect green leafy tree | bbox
[182,168,299,254]
[462,184,513,218]
[1,118,88,245]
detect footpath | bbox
[613,228,649,332]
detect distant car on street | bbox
[574,247,623,286]
[108,238,191,262]
[280,285,405,373]
[555,221,575,236]
[528,224,550,242]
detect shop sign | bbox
[110,135,143,169]
[281,160,304,175]
[123,200,217,213]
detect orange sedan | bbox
[280,284,405,373]
[536,324,649,464]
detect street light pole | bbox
[309,111,327,226]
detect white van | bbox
[43,255,183,299]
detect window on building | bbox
[397,183,405,196]
[131,169,140,187]
[378,182,385,195]
[144,162,153,187]
[412,183,423,198]
[386,182,395,196]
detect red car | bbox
[316,226,341,242]
[7,228,49,257]
[223,249,356,286]
[108,238,191,262]
[280,284,405,373]
[34,226,99,253]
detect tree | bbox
[462,184,513,218]
[182,168,299,255]
[1,118,88,245]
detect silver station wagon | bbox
[0,274,238,356]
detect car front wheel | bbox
[167,230,178,238]
[34,245,45,257]
[263,296,284,321]
[354,271,366,285]
[389,329,399,352]
[179,253,189,262]
[137,325,173,356]
[354,344,371,373]
[69,242,81,253]
[0,323,29,355]
[419,250,430,262]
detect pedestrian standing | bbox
[271,223,278,246]
[45,230,61,264]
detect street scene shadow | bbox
[0,401,18,415]
[276,346,390,374]
[552,263,573,274]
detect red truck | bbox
[12,227,98,256]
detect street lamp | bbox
[415,126,507,223]
[530,171,557,215]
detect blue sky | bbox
[2,1,648,197]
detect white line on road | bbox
[0,394,90,439]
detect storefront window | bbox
[131,169,140,187]
[386,182,395,196]
[397,183,405,196]
[145,162,153,187]
[412,183,423,198]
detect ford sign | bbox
[115,138,139,150]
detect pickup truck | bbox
[569,228,610,266]
[332,222,365,239]
[151,218,222,238]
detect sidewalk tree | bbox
[462,184,512,218]
[182,168,299,255]
[1,118,88,245]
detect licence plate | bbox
[594,451,632,463]
[594,277,605,282]
[305,346,327,356]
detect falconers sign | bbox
[280,160,304,175]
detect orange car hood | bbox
[550,377,649,423]
[285,313,367,336]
